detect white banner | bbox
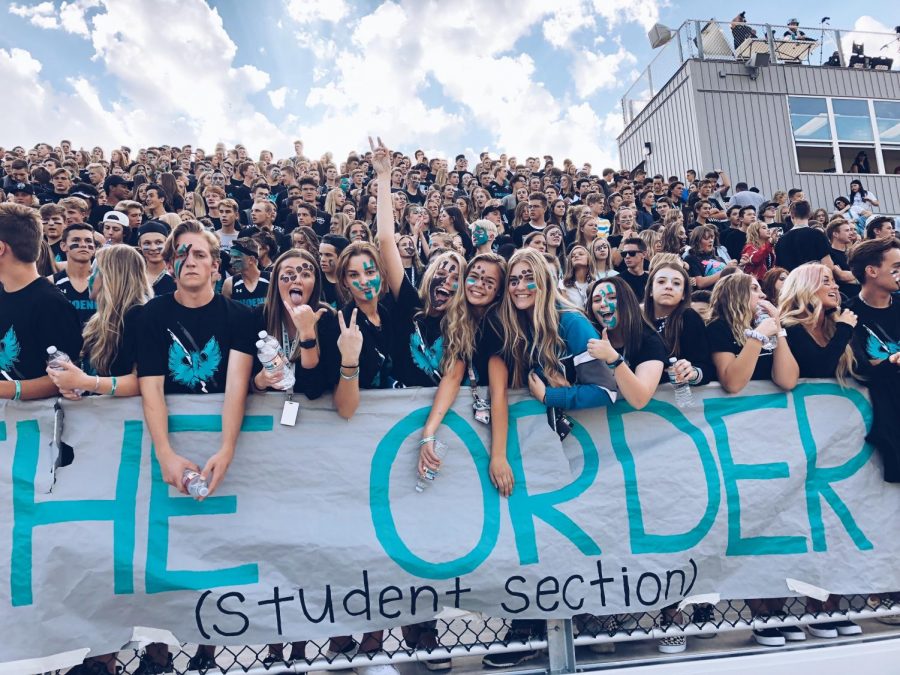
[1,381,898,664]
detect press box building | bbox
[617,20,900,216]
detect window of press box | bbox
[795,145,837,173]
[789,97,830,141]
[883,148,900,175]
[832,99,874,142]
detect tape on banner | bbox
[677,593,720,612]
[130,626,181,648]
[0,648,89,675]
[433,606,483,621]
[785,577,830,601]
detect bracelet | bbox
[339,366,360,381]
[298,338,317,349]
[110,376,118,397]
[93,374,101,393]
[744,328,767,344]
[419,436,436,446]
[13,380,21,401]
[688,367,702,385]
[606,354,625,370]
[340,363,360,369]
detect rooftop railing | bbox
[622,20,900,127]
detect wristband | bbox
[341,363,360,369]
[689,367,702,385]
[110,376,118,397]
[419,436,436,446]
[298,338,317,349]
[13,380,21,401]
[606,354,625,370]
[93,374,101,393]
[777,328,787,338]
[339,366,360,381]
[744,328,767,344]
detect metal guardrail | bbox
[56,593,900,674]
[622,20,900,126]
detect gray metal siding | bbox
[621,59,900,213]
[618,66,702,177]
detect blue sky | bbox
[0,0,896,167]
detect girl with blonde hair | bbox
[740,221,776,279]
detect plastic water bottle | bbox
[182,469,209,499]
[46,346,84,396]
[416,440,448,493]
[754,310,778,351]
[668,357,694,408]
[256,331,295,390]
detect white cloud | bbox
[843,16,896,61]
[8,2,60,29]
[542,3,595,48]
[268,86,289,109]
[286,0,348,24]
[59,0,99,36]
[571,44,638,98]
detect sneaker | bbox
[482,649,540,668]
[354,665,400,675]
[778,625,807,641]
[753,628,786,647]
[133,654,174,675]
[67,661,118,675]
[834,620,863,635]
[186,652,217,672]
[326,639,357,662]
[423,657,452,671]
[657,635,687,654]
[877,614,900,625]
[807,623,838,639]
[692,605,717,638]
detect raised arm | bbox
[369,136,404,299]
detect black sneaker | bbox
[67,661,118,675]
[482,649,540,669]
[692,605,717,638]
[753,628,786,647]
[133,653,174,675]
[778,625,807,641]
[186,651,217,672]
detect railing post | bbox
[546,620,576,675]
[694,20,704,59]
[766,24,777,63]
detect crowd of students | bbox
[1,137,899,674]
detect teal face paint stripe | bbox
[793,382,874,552]
[370,407,500,579]
[608,399,720,554]
[506,400,601,564]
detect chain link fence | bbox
[59,593,900,674]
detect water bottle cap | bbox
[255,340,266,348]
[198,486,209,497]
[258,331,268,339]
[46,346,58,355]
[668,357,677,364]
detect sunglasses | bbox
[622,250,642,257]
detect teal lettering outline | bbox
[704,393,807,556]
[11,419,142,606]
[506,400,601,564]
[793,383,873,551]
[145,415,270,593]
[371,407,500,579]
[608,400,720,553]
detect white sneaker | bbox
[354,664,400,675]
[834,620,863,635]
[657,635,687,654]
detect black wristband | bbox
[341,363,359,369]
[298,338,317,349]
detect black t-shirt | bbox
[230,274,269,309]
[340,300,395,389]
[321,277,340,308]
[775,226,829,271]
[512,223,545,248]
[52,269,97,326]
[84,305,143,377]
[152,272,177,297]
[390,276,443,388]
[784,322,853,378]
[721,228,747,261]
[654,308,713,384]
[845,296,900,379]
[50,240,66,263]
[830,247,859,299]
[471,310,503,386]
[623,324,668,370]
[137,293,256,394]
[684,252,727,279]
[0,277,82,381]
[707,317,773,381]
[616,268,648,300]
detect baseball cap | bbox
[138,220,171,238]
[102,211,130,228]
[70,183,99,202]
[11,182,34,195]
[788,18,799,25]
[103,175,133,192]
[865,214,894,229]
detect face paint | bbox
[429,260,459,309]
[526,281,537,290]
[229,251,245,272]
[87,261,99,295]
[508,268,536,288]
[174,243,192,279]
[592,282,618,329]
[473,225,489,246]
[362,260,382,296]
